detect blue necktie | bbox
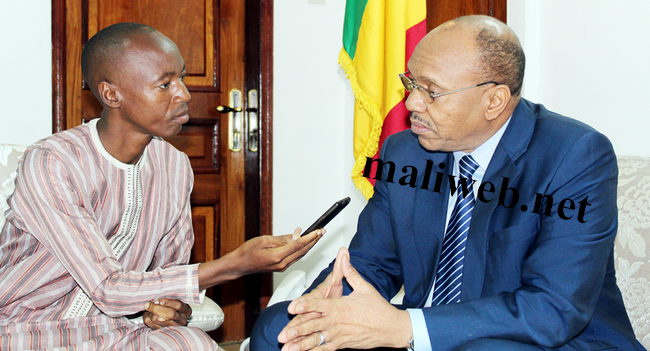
[432,155,480,305]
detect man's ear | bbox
[97,81,121,108]
[485,85,511,121]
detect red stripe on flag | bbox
[406,19,427,63]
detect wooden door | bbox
[426,0,507,30]
[52,0,274,342]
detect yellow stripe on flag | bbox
[339,0,426,199]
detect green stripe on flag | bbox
[342,0,369,60]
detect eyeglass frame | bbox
[399,71,500,101]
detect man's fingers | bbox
[278,312,322,343]
[159,299,192,316]
[144,300,190,326]
[288,295,331,317]
[145,302,175,321]
[287,281,330,316]
[283,311,322,333]
[279,335,308,351]
[271,230,320,256]
[292,227,302,241]
[282,233,321,263]
[143,311,180,330]
[287,295,308,315]
[287,290,325,315]
[340,254,370,293]
[287,229,322,249]
[280,313,329,346]
[282,331,329,351]
[143,312,162,330]
[269,231,323,272]
[325,247,347,298]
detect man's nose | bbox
[404,90,427,113]
[175,82,191,104]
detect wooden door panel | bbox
[191,206,217,264]
[191,174,220,204]
[166,121,220,171]
[87,0,217,87]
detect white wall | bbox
[508,0,650,156]
[272,0,364,290]
[0,0,52,145]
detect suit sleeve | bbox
[421,131,619,349]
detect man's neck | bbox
[96,112,152,164]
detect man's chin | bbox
[158,124,184,140]
[417,135,445,152]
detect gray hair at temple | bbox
[449,15,526,97]
[81,22,157,91]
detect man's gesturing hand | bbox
[233,227,324,275]
[199,228,323,290]
[278,248,412,351]
[300,246,348,302]
[143,299,193,330]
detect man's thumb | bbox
[341,254,366,291]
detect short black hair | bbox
[81,22,156,88]
[475,27,526,97]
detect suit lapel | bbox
[461,99,537,301]
[412,152,453,306]
[461,152,519,300]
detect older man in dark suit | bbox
[251,15,642,351]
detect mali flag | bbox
[339,0,427,200]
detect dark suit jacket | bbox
[309,99,642,350]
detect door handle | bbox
[217,89,243,151]
[216,106,242,113]
[247,89,259,152]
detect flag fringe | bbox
[338,47,384,200]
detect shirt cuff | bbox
[407,309,432,351]
[187,263,203,305]
[198,289,206,305]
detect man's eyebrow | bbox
[156,72,172,81]
[406,66,439,86]
[417,74,439,87]
[156,65,186,81]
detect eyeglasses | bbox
[399,71,499,102]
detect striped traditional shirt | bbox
[0,119,211,350]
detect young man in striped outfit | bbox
[0,23,321,350]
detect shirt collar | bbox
[452,116,512,181]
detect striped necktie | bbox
[431,155,480,305]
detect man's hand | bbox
[198,228,323,290]
[272,247,349,345]
[278,248,412,351]
[143,299,193,330]
[233,228,324,275]
[299,246,349,303]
